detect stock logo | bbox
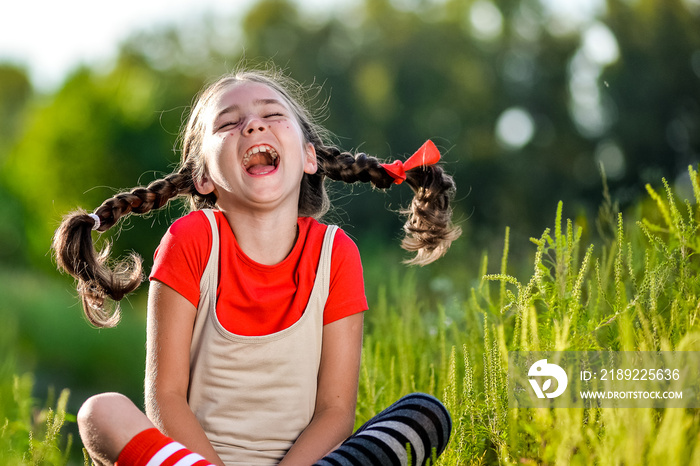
[528,359,568,399]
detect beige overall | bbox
[187,209,338,464]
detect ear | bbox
[303,142,318,175]
[194,172,216,196]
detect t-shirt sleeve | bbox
[324,229,369,325]
[149,211,211,308]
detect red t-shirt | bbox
[149,210,368,336]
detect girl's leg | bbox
[78,392,213,466]
[314,393,452,466]
[79,393,156,465]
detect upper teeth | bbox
[243,145,279,166]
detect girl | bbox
[53,67,461,466]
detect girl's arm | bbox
[279,312,364,466]
[145,280,225,466]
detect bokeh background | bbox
[1,0,699,461]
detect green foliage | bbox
[0,64,32,156]
[0,64,33,266]
[1,0,700,462]
[358,167,700,465]
[1,58,201,270]
[3,167,700,464]
[0,268,148,405]
[0,319,73,465]
[3,0,699,271]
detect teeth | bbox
[242,145,278,167]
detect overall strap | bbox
[190,209,219,364]
[200,209,220,300]
[316,225,338,299]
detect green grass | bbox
[3,167,700,464]
[357,166,700,465]
[0,317,75,465]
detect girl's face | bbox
[195,81,317,214]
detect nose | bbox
[243,115,266,135]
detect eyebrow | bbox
[215,98,285,120]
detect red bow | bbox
[380,140,441,185]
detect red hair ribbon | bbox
[380,140,441,185]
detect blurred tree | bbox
[0,64,32,266]
[0,64,31,155]
[3,0,700,271]
[604,0,700,196]
[2,54,202,270]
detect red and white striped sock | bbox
[115,428,214,466]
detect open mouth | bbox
[242,144,280,175]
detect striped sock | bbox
[315,393,452,466]
[115,428,214,466]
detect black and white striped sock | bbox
[314,393,452,466]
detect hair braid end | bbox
[53,209,144,328]
[399,164,462,265]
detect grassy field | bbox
[357,169,700,465]
[2,168,700,464]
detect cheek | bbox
[275,121,307,144]
[205,134,229,156]
[269,120,291,130]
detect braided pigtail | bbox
[314,143,461,265]
[52,172,196,327]
[400,163,462,265]
[297,146,395,218]
[316,146,396,188]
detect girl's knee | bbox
[399,392,450,414]
[396,393,452,435]
[78,393,155,463]
[78,392,133,429]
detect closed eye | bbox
[217,120,241,131]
